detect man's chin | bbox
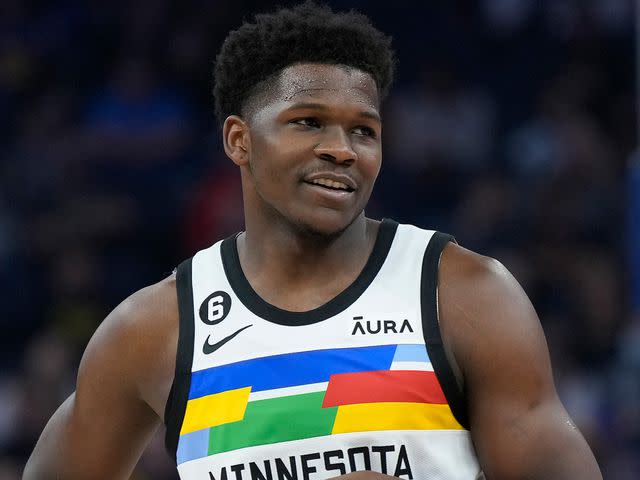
[290,211,361,241]
[292,222,347,242]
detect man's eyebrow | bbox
[285,102,381,122]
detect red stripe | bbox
[322,370,447,407]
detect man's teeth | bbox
[310,178,350,190]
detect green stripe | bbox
[208,391,337,455]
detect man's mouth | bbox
[305,178,355,192]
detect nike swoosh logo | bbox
[202,324,253,354]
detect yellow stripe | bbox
[180,387,251,435]
[332,402,463,434]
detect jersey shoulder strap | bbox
[421,231,469,429]
[164,257,195,461]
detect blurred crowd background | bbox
[0,0,638,478]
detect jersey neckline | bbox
[220,218,399,326]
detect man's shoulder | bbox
[439,241,506,284]
[93,273,179,353]
[436,240,544,384]
[80,273,180,417]
[438,241,530,333]
[106,272,179,371]
[114,272,179,332]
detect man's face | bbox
[242,63,382,237]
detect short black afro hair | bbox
[213,1,395,124]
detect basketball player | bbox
[24,3,602,479]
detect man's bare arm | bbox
[23,276,178,479]
[439,244,601,480]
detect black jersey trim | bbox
[421,232,470,430]
[164,258,195,463]
[220,218,399,326]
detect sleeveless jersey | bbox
[164,219,482,480]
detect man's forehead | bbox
[275,63,379,105]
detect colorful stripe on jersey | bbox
[176,344,462,465]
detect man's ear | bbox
[223,115,250,166]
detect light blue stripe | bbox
[392,344,429,363]
[177,428,210,464]
[189,344,397,400]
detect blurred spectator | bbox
[82,56,192,168]
[481,0,535,34]
[386,64,496,173]
[181,152,244,255]
[630,153,640,314]
[450,174,522,253]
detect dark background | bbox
[1,0,639,478]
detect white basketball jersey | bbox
[164,219,482,480]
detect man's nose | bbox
[313,127,357,165]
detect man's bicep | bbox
[23,393,76,479]
[24,299,163,479]
[465,264,601,479]
[439,246,601,479]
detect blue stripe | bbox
[392,344,429,363]
[176,428,210,464]
[189,344,397,400]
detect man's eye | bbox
[353,126,377,138]
[291,118,320,128]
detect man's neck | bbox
[236,214,380,311]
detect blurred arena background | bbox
[0,0,638,478]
